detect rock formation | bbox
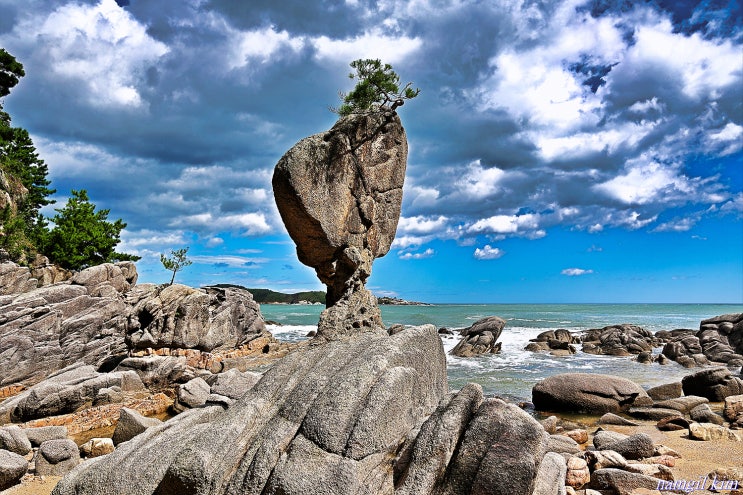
[450,315,506,357]
[581,324,659,356]
[273,112,407,339]
[532,373,652,414]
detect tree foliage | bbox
[160,247,193,285]
[333,59,420,116]
[0,48,24,99]
[45,189,140,270]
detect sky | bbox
[0,0,741,304]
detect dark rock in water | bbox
[697,313,743,366]
[646,382,683,401]
[450,315,505,357]
[0,449,28,491]
[598,413,639,426]
[580,324,658,356]
[35,439,80,476]
[682,366,743,401]
[437,327,453,335]
[636,351,653,363]
[532,373,651,414]
[53,325,448,495]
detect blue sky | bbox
[0,0,741,303]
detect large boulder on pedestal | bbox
[273,112,407,338]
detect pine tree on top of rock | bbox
[331,59,420,116]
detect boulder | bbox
[662,334,708,367]
[589,468,662,495]
[0,449,28,491]
[580,324,658,356]
[593,430,629,449]
[690,404,724,425]
[53,326,449,495]
[79,438,115,458]
[532,373,651,414]
[35,438,80,476]
[598,413,639,426]
[700,313,743,357]
[0,365,142,423]
[724,394,743,422]
[689,422,742,441]
[0,263,135,389]
[532,452,567,495]
[681,366,743,401]
[565,456,590,488]
[450,316,506,357]
[93,385,125,406]
[0,425,31,455]
[172,377,210,412]
[273,112,407,339]
[0,262,38,296]
[653,395,708,414]
[628,407,682,421]
[546,435,581,454]
[111,407,163,446]
[23,426,68,446]
[645,382,682,401]
[593,433,655,460]
[656,416,691,431]
[564,429,588,444]
[584,450,628,470]
[125,284,267,352]
[208,369,261,400]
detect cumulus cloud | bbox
[473,245,504,260]
[561,268,594,276]
[399,248,435,260]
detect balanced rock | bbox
[273,112,407,339]
[450,316,505,357]
[532,373,651,414]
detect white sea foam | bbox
[267,324,316,343]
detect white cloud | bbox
[652,217,697,232]
[228,26,305,69]
[190,255,267,267]
[468,213,540,235]
[206,237,224,248]
[312,30,422,64]
[170,212,271,235]
[561,268,594,276]
[391,235,432,249]
[9,0,169,108]
[399,248,435,260]
[473,245,504,260]
[706,123,743,156]
[455,161,507,199]
[594,159,694,205]
[397,215,449,235]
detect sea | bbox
[260,303,743,403]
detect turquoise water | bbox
[259,303,743,401]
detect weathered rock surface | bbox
[593,433,655,460]
[532,373,652,414]
[450,315,505,357]
[111,407,163,446]
[207,369,261,400]
[689,403,724,425]
[0,425,31,455]
[645,382,682,401]
[80,437,115,458]
[681,366,743,401]
[598,413,639,426]
[724,394,743,422]
[0,448,28,491]
[581,324,658,356]
[661,314,743,367]
[532,452,567,495]
[53,325,448,495]
[688,422,742,441]
[0,262,136,389]
[589,468,662,494]
[23,425,68,446]
[0,364,144,424]
[654,395,708,414]
[125,284,267,352]
[273,112,407,338]
[35,438,80,476]
[172,377,210,413]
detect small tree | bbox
[332,59,420,116]
[45,189,140,270]
[160,247,192,285]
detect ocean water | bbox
[260,303,743,402]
